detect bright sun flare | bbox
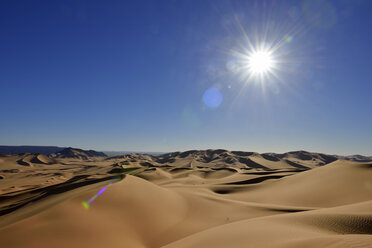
[248,50,274,74]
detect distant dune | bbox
[335,154,372,162]
[0,145,66,155]
[0,146,107,158]
[50,147,107,160]
[107,149,340,170]
[0,149,371,247]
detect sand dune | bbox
[0,150,371,247]
[107,149,338,171]
[17,154,56,166]
[50,147,107,160]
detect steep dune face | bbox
[31,154,56,164]
[0,151,371,248]
[14,153,56,167]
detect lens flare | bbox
[203,87,223,108]
[81,183,111,210]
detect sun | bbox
[247,50,274,74]
[229,43,280,85]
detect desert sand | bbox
[0,149,371,247]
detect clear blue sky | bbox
[1,0,371,155]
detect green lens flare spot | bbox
[81,201,90,210]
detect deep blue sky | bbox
[1,0,371,155]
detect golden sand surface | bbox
[0,150,371,247]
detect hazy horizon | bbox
[1,1,372,155]
[1,144,371,157]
